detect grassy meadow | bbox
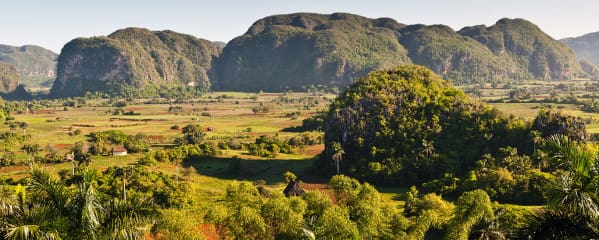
[0,91,335,205]
[3,85,598,205]
[1,83,597,238]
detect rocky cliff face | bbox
[50,28,220,97]
[0,44,57,78]
[215,13,410,91]
[0,62,20,93]
[215,14,583,91]
[50,14,585,96]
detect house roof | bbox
[112,146,127,152]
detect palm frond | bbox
[79,183,104,239]
[28,168,71,213]
[301,227,315,240]
[517,209,598,240]
[5,224,61,240]
[101,197,156,240]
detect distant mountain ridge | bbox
[0,44,57,78]
[49,13,585,97]
[561,31,599,65]
[215,13,582,91]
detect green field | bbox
[1,88,594,238]
[3,89,595,201]
[0,92,335,204]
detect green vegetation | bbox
[0,44,57,89]
[216,13,409,92]
[321,65,531,186]
[48,14,584,96]
[460,18,582,81]
[216,13,582,92]
[0,167,158,239]
[50,28,220,98]
[3,59,599,239]
[3,9,599,240]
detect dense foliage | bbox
[322,65,531,186]
[205,174,541,240]
[0,167,159,239]
[531,109,587,141]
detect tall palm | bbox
[331,141,344,174]
[2,175,67,240]
[100,197,155,240]
[543,135,599,220]
[21,144,41,165]
[19,122,28,137]
[520,135,599,238]
[1,167,156,239]
[69,169,104,239]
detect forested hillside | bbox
[49,28,220,98]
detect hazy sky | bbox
[2,0,598,53]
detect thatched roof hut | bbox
[283,180,305,197]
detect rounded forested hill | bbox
[50,28,221,97]
[216,13,583,91]
[0,44,57,78]
[0,62,20,93]
[459,18,582,81]
[215,13,411,92]
[398,24,518,85]
[321,65,530,186]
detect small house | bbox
[112,146,128,156]
[283,180,305,197]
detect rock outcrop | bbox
[0,62,20,93]
[50,28,220,97]
[0,44,57,78]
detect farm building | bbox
[112,146,128,156]
[283,180,305,197]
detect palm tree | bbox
[518,210,597,239]
[21,144,41,166]
[69,169,104,239]
[72,142,92,167]
[543,135,599,220]
[531,130,542,154]
[169,148,185,185]
[331,141,344,174]
[0,167,156,239]
[1,169,70,239]
[100,197,155,240]
[520,135,599,238]
[19,122,28,137]
[421,139,435,157]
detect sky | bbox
[1,0,598,53]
